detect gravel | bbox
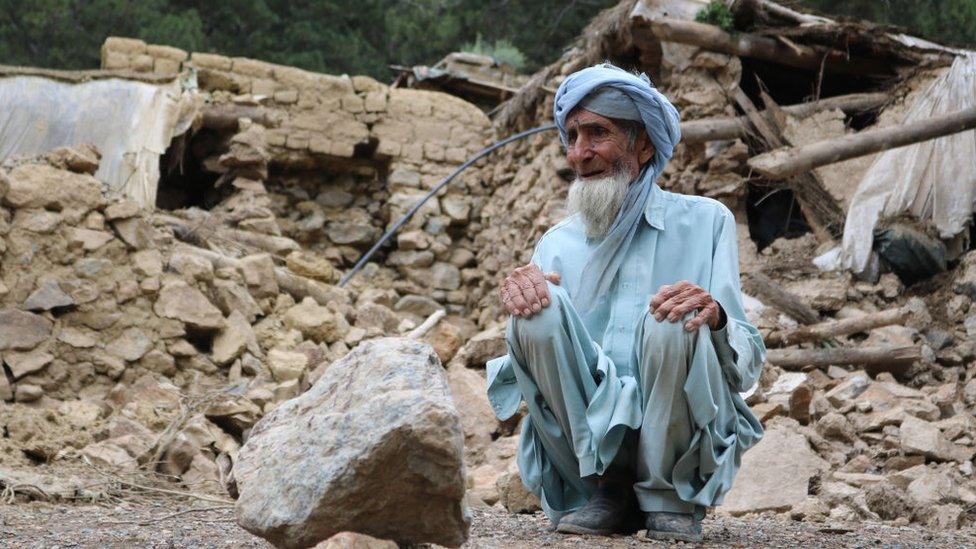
[2,501,974,548]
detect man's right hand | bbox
[500,264,561,318]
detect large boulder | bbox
[723,421,829,515]
[446,363,496,458]
[234,338,469,548]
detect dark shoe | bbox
[644,511,702,543]
[556,482,641,536]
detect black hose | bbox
[338,123,558,287]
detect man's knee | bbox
[510,282,571,346]
[639,310,696,354]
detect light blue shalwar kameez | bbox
[486,64,765,525]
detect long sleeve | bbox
[707,210,766,393]
[486,244,548,421]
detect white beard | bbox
[566,167,631,239]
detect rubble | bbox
[0,0,975,539]
[466,0,976,530]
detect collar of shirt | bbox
[642,182,667,231]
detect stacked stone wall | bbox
[101,37,491,313]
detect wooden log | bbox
[408,309,446,339]
[742,272,819,325]
[751,0,832,25]
[681,92,888,143]
[748,105,976,179]
[632,15,892,76]
[766,345,920,376]
[223,228,299,256]
[765,305,912,347]
[157,213,298,256]
[732,0,833,26]
[732,88,845,240]
[201,104,279,130]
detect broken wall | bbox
[102,37,491,313]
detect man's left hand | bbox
[650,280,723,332]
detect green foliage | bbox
[695,1,735,32]
[462,34,527,70]
[6,0,974,81]
[799,0,976,48]
[0,0,617,80]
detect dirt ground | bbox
[2,501,975,548]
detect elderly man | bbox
[485,64,765,542]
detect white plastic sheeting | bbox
[819,54,976,273]
[0,74,198,208]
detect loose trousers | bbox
[506,282,761,523]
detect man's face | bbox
[565,109,645,181]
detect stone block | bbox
[153,57,182,74]
[723,422,829,514]
[131,54,154,72]
[231,57,275,78]
[351,75,384,93]
[195,67,251,93]
[101,50,131,70]
[102,37,147,55]
[340,94,365,113]
[274,89,299,104]
[251,78,277,96]
[190,52,233,71]
[363,91,388,112]
[146,44,188,61]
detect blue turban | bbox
[577,87,643,122]
[553,63,682,313]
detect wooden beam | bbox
[751,0,832,25]
[748,105,976,179]
[732,88,844,240]
[201,104,280,130]
[158,213,299,257]
[631,15,893,76]
[681,92,888,143]
[764,304,912,347]
[766,345,920,376]
[742,272,819,325]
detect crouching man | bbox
[486,64,765,542]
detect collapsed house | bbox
[475,0,976,528]
[2,0,976,542]
[392,51,531,111]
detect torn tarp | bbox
[0,70,199,208]
[819,54,976,274]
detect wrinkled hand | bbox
[649,280,722,332]
[500,264,562,317]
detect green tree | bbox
[0,0,204,68]
[799,0,976,48]
[0,0,621,79]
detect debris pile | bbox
[103,36,491,317]
[0,37,499,549]
[465,0,976,530]
[2,0,976,542]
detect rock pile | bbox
[454,0,976,531]
[673,230,976,528]
[0,148,455,497]
[3,4,976,542]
